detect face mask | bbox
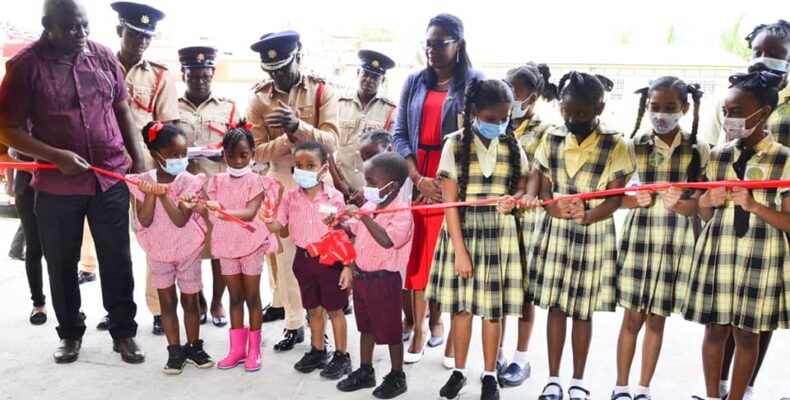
[511,96,533,119]
[751,56,788,73]
[648,112,683,135]
[722,108,764,140]
[159,157,187,177]
[227,164,252,177]
[363,182,394,204]
[293,167,321,189]
[476,119,509,140]
[565,119,597,137]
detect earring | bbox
[456,51,460,63]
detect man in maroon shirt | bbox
[0,0,147,364]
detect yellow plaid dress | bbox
[767,89,790,147]
[682,134,790,333]
[425,132,525,319]
[516,115,555,246]
[527,123,635,320]
[617,131,709,317]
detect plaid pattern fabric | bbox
[527,124,634,320]
[617,131,703,316]
[425,133,524,319]
[517,115,554,244]
[682,135,790,333]
[767,101,790,148]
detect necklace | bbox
[437,77,452,86]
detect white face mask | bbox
[722,108,765,140]
[510,94,535,120]
[648,112,683,135]
[363,181,393,204]
[226,162,252,177]
[751,56,789,73]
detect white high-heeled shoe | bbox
[442,356,455,369]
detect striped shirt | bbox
[349,196,414,273]
[128,171,206,262]
[277,183,346,248]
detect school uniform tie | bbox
[732,147,755,238]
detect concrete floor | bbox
[0,214,788,400]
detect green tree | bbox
[666,25,677,45]
[721,16,752,60]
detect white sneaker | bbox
[442,356,455,369]
[404,349,424,364]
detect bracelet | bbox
[416,176,424,189]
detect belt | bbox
[417,143,442,151]
[353,269,397,281]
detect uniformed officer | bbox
[330,49,396,202]
[247,30,339,352]
[176,45,235,328]
[110,1,179,336]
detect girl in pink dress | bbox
[129,121,212,375]
[191,122,279,372]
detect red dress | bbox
[405,90,447,290]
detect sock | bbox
[744,385,754,400]
[614,385,630,395]
[453,368,466,377]
[482,370,497,378]
[707,397,721,400]
[513,350,529,368]
[497,348,507,365]
[719,380,729,397]
[542,377,562,396]
[569,379,588,398]
[634,385,650,396]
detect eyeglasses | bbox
[424,39,457,51]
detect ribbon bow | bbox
[228,120,253,131]
[306,230,356,267]
[148,120,164,142]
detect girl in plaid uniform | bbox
[611,78,708,400]
[498,62,559,387]
[683,68,790,400]
[130,122,213,374]
[748,21,790,147]
[426,79,528,400]
[525,71,634,400]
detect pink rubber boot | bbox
[245,330,262,371]
[217,327,248,369]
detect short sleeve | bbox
[533,139,551,175]
[384,210,414,249]
[518,144,529,176]
[606,137,636,183]
[276,189,293,226]
[780,158,790,198]
[0,59,33,125]
[697,142,711,177]
[437,137,458,181]
[330,190,346,210]
[179,173,205,196]
[206,175,219,200]
[126,173,150,202]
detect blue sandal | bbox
[538,383,564,400]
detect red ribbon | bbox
[147,120,164,142]
[228,120,253,131]
[306,230,356,266]
[0,162,253,231]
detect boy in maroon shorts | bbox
[334,153,414,399]
[262,141,353,380]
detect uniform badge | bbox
[648,152,665,167]
[267,49,278,60]
[745,165,766,180]
[196,53,205,62]
[371,60,380,68]
[140,15,150,25]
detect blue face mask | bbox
[293,167,321,189]
[160,157,188,177]
[476,119,509,139]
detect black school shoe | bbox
[337,365,376,392]
[163,345,187,375]
[152,316,164,335]
[274,328,304,352]
[320,351,352,380]
[294,347,329,373]
[185,340,214,369]
[439,371,468,400]
[373,370,408,399]
[481,375,500,400]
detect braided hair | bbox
[745,20,790,48]
[222,119,255,154]
[506,62,559,102]
[558,71,613,106]
[630,77,704,183]
[457,78,521,201]
[141,121,186,151]
[729,64,784,110]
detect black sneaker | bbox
[320,351,352,380]
[481,375,500,400]
[294,347,329,373]
[163,345,186,375]
[96,314,110,330]
[373,370,408,399]
[439,371,468,399]
[337,365,376,392]
[77,270,96,284]
[152,316,164,336]
[184,339,214,369]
